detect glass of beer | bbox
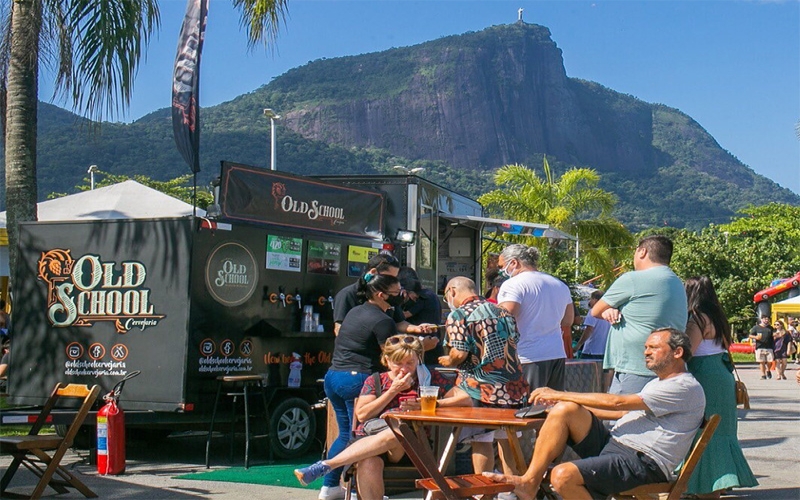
[419,386,438,414]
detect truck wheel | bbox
[269,397,316,459]
[55,424,95,449]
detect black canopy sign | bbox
[219,162,385,239]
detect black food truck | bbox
[3,161,573,458]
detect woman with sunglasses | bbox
[772,319,790,380]
[319,274,407,500]
[297,334,470,499]
[684,276,757,498]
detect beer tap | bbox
[328,290,334,310]
[278,286,287,307]
[294,289,303,310]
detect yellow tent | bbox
[771,295,800,323]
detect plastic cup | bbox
[419,386,438,414]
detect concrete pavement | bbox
[1,363,798,499]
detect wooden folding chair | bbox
[342,397,421,500]
[0,383,101,499]
[614,414,721,500]
[387,418,514,500]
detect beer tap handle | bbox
[295,289,302,309]
[279,287,286,307]
[328,295,334,310]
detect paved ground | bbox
[2,363,798,499]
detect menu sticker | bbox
[307,241,341,275]
[266,235,302,272]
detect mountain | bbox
[8,21,799,230]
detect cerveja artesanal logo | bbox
[38,249,165,333]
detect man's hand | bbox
[418,323,439,334]
[529,387,562,406]
[601,308,622,324]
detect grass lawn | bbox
[730,352,755,363]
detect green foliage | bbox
[479,158,633,287]
[660,203,800,329]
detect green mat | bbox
[174,458,319,489]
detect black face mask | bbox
[386,293,405,308]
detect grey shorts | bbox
[522,358,565,391]
[569,415,667,499]
[608,372,655,395]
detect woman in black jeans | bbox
[319,274,405,500]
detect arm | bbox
[355,371,414,423]
[530,386,647,418]
[575,325,595,351]
[686,316,704,354]
[498,300,521,318]
[438,347,468,367]
[591,299,620,324]
[561,302,575,330]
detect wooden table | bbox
[383,407,545,500]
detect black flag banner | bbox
[172,0,208,173]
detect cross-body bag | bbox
[730,358,750,410]
[361,373,390,435]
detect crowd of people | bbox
[295,236,764,500]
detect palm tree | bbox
[478,157,633,287]
[1,0,287,283]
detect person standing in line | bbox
[683,276,758,498]
[321,274,404,500]
[591,235,687,395]
[496,244,573,391]
[772,319,790,380]
[576,290,611,361]
[439,277,529,477]
[788,320,800,364]
[397,266,444,366]
[748,315,774,380]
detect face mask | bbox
[386,293,405,308]
[498,261,515,279]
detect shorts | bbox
[569,415,667,499]
[755,348,775,362]
[522,358,565,391]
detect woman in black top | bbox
[319,274,405,499]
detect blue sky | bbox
[43,0,800,194]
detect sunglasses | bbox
[385,335,422,347]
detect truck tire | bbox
[269,397,316,459]
[55,423,95,449]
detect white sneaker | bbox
[318,485,346,500]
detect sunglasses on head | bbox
[385,335,421,347]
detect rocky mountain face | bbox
[4,22,797,230]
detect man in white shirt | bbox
[496,244,574,390]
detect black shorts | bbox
[569,415,667,500]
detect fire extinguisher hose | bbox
[103,370,141,403]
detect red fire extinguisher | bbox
[97,371,140,475]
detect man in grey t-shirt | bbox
[484,329,705,500]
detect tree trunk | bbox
[5,0,42,288]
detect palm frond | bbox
[55,0,159,121]
[232,0,287,48]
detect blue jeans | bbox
[323,369,370,488]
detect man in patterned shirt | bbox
[440,276,529,476]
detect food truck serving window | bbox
[219,162,385,239]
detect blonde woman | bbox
[296,335,470,499]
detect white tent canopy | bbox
[0,180,203,276]
[0,180,202,227]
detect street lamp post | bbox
[88,165,98,190]
[263,108,281,171]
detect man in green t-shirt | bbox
[590,235,687,394]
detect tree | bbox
[49,169,214,208]
[668,203,800,330]
[478,157,633,287]
[1,0,288,284]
